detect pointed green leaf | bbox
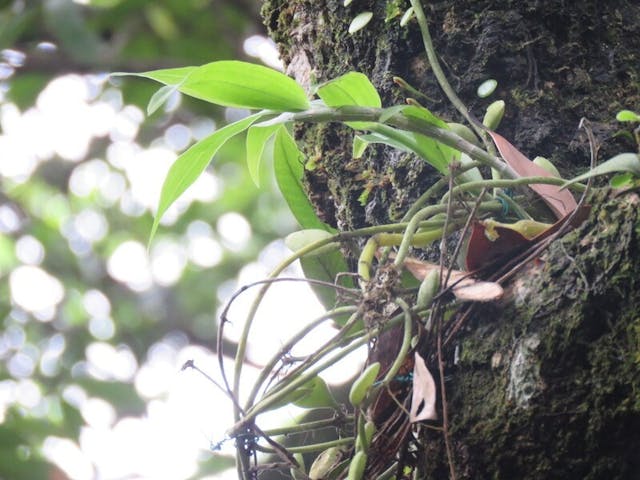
[273,127,327,230]
[293,377,339,409]
[151,112,267,243]
[561,153,640,190]
[317,72,381,109]
[379,105,407,124]
[367,124,458,174]
[132,61,310,111]
[399,104,448,129]
[147,84,178,116]
[352,135,370,158]
[246,124,281,186]
[317,72,380,129]
[112,66,195,85]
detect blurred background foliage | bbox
[0,1,295,478]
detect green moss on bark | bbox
[422,190,640,479]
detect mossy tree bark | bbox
[261,1,640,478]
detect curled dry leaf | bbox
[464,207,591,271]
[452,281,504,302]
[398,255,504,302]
[410,352,437,422]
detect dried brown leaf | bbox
[488,131,577,219]
[410,352,437,422]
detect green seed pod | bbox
[355,419,376,452]
[417,269,440,309]
[482,100,505,130]
[533,156,561,178]
[349,362,380,407]
[347,451,368,480]
[447,122,481,147]
[362,420,376,448]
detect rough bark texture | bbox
[261,0,640,478]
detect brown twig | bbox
[435,303,457,480]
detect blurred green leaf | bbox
[0,8,37,50]
[76,378,146,416]
[187,454,236,479]
[44,0,103,63]
[6,74,49,110]
[0,446,50,480]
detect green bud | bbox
[483,100,505,130]
[347,451,367,480]
[417,269,440,309]
[447,122,481,147]
[533,156,561,178]
[349,362,380,407]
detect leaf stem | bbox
[289,106,516,178]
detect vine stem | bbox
[409,0,492,151]
[436,304,457,480]
[288,106,517,178]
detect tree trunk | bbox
[261,1,640,478]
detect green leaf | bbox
[317,72,381,109]
[260,377,337,411]
[616,110,640,122]
[116,66,196,85]
[130,61,310,111]
[245,123,281,187]
[378,105,407,124]
[352,135,370,158]
[317,72,381,130]
[399,104,448,129]
[610,172,635,189]
[366,125,457,174]
[147,84,178,116]
[458,152,483,184]
[299,251,352,313]
[76,378,146,416]
[151,112,267,243]
[348,12,373,34]
[561,153,640,190]
[477,79,498,98]
[293,377,338,409]
[273,127,327,230]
